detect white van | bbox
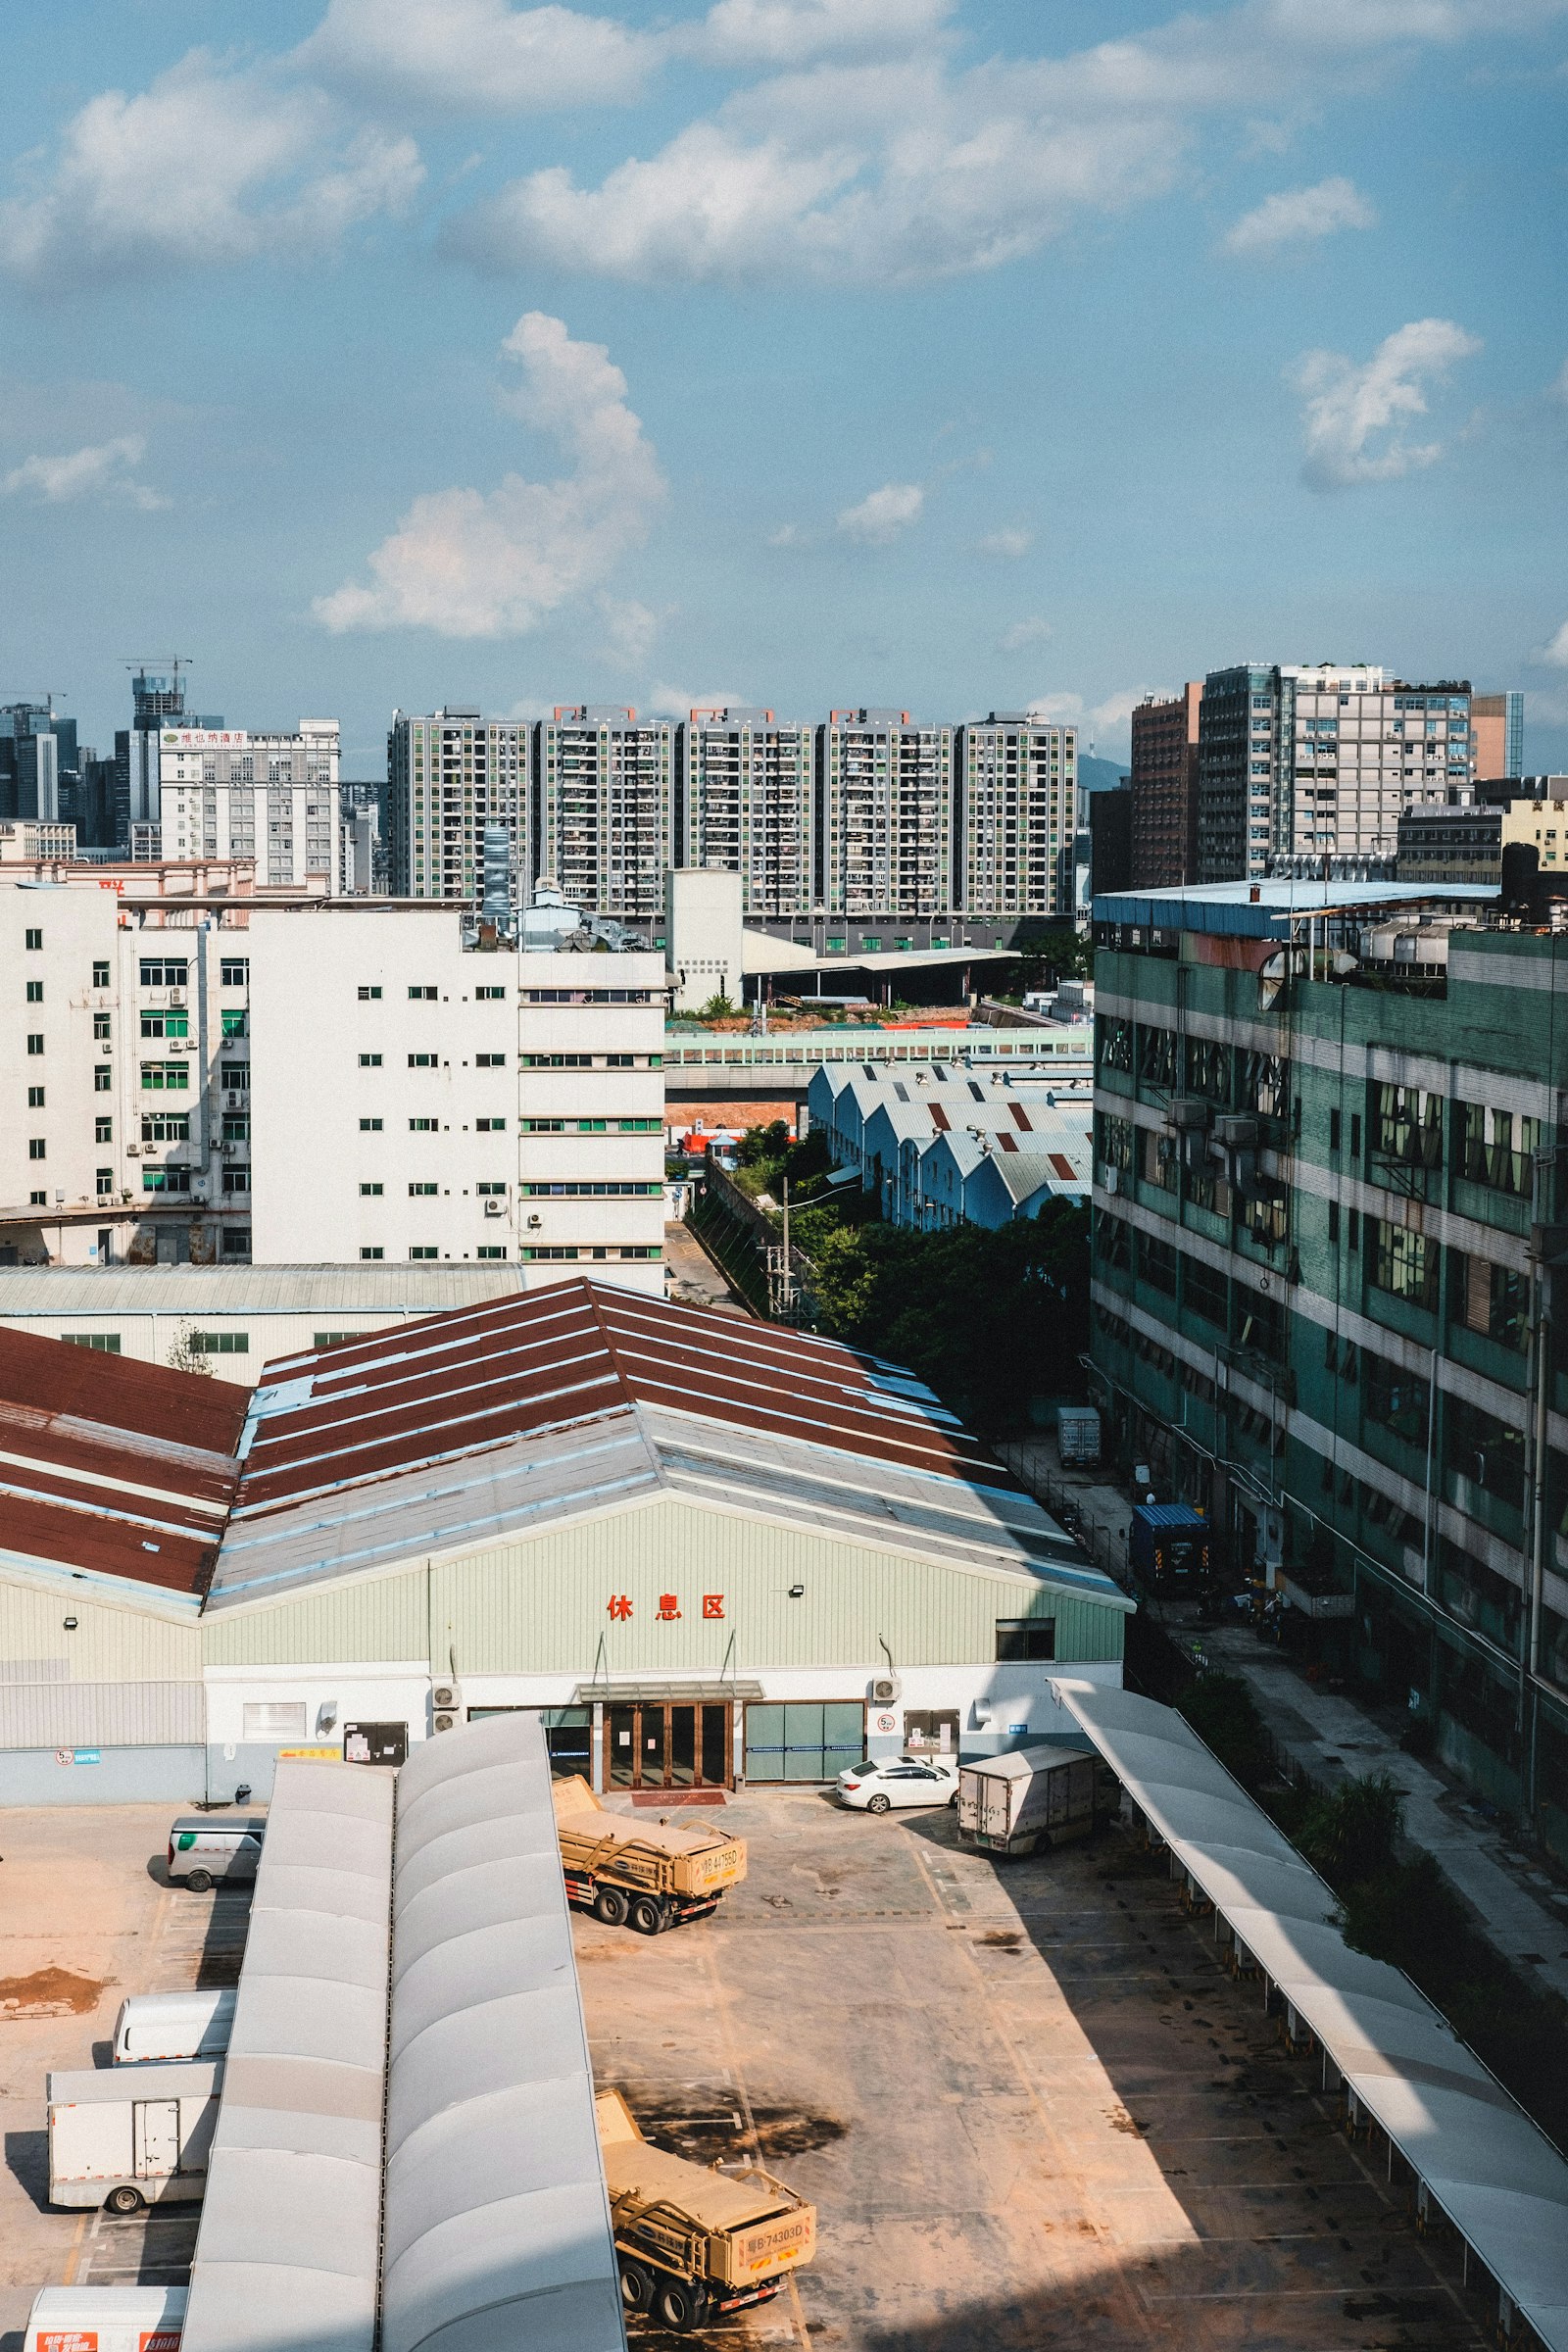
[24,2286,185,2352]
[166,1814,265,1890]
[113,1989,235,2067]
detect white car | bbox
[835,1754,960,1813]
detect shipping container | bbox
[1056,1405,1102,1466]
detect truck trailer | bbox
[597,2088,816,2331]
[553,1776,747,1933]
[24,2286,185,2352]
[46,2060,220,2213]
[957,1743,1117,1857]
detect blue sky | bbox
[1,0,1565,773]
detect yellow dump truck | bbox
[553,1776,747,1934]
[597,2089,816,2330]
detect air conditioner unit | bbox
[431,1681,462,1733]
[126,1143,141,1156]
[483,1198,505,1217]
[169,988,185,1006]
[869,1673,902,1707]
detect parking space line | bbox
[699,1937,812,2352]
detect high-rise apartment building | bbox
[387,710,528,908]
[1129,685,1200,888]
[534,708,674,925]
[676,709,814,916]
[955,714,1076,915]
[1197,662,1472,881]
[1472,692,1525,782]
[158,720,341,886]
[820,710,953,916]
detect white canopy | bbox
[1053,1680,1568,2349]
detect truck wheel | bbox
[105,2184,145,2216]
[628,1894,664,1936]
[593,1885,629,1927]
[618,2259,655,2312]
[656,2278,710,2330]
[185,1867,213,1893]
[866,1793,891,1814]
[948,1790,959,1808]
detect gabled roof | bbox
[0,1324,247,1599]
[209,1280,1122,1614]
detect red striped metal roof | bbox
[236,1279,1014,1521]
[0,1326,248,1596]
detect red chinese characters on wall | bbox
[605,1592,725,1622]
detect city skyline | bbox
[1,0,1565,773]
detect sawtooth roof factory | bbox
[0,1281,1129,1805]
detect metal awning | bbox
[572,1678,765,1704]
[1052,1679,1568,2352]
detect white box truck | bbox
[112,1989,234,2067]
[957,1743,1115,1857]
[47,2060,221,2213]
[23,2285,185,2352]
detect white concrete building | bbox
[1,890,666,1291]
[158,721,341,888]
[822,710,954,916]
[386,709,527,906]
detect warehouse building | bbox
[0,1283,1128,1804]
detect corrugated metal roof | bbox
[204,1282,1124,1612]
[0,1264,526,1315]
[0,1322,245,1598]
[382,1712,624,2352]
[181,1758,395,2352]
[1054,1681,1568,2352]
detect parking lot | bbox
[0,1784,1496,2352]
[575,1787,1494,2352]
[0,1802,250,2349]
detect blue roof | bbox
[1132,1502,1209,1529]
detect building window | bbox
[1369,1219,1439,1311]
[410,1246,438,1259]
[220,1008,247,1038]
[190,1331,249,1354]
[408,1053,436,1068]
[476,1116,507,1132]
[27,1085,43,1108]
[96,1167,114,1197]
[360,1181,383,1196]
[408,985,437,1001]
[360,1116,382,1131]
[474,1052,506,1068]
[359,1053,382,1067]
[25,1033,43,1055]
[358,985,382,1000]
[24,927,42,951]
[477,1245,508,1259]
[220,957,249,987]
[474,985,506,1001]
[1183,1256,1228,1329]
[476,1181,508,1197]
[96,1115,113,1144]
[1447,1395,1526,1512]
[138,958,189,988]
[996,1619,1056,1661]
[143,1114,190,1143]
[521,1246,579,1260]
[1459,1102,1539,1199]
[141,1063,189,1091]
[1138,1025,1177,1088]
[360,1246,384,1259]
[1372,1083,1443,1172]
[409,1181,437,1197]
[221,1166,250,1195]
[92,959,111,987]
[220,1061,250,1089]
[1362,1351,1429,1445]
[142,1166,191,1193]
[25,979,43,1004]
[94,1065,112,1092]
[1138,1230,1177,1296]
[241,1700,306,1741]
[1455,1252,1530,1353]
[1096,1015,1133,1076]
[27,1138,46,1161]
[64,1334,121,1353]
[141,1012,189,1040]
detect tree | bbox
[1299,1773,1404,1886]
[166,1323,214,1378]
[738,1119,791,1168]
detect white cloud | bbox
[1025,688,1155,749]
[597,592,661,667]
[1000,616,1053,652]
[836,480,923,543]
[688,0,956,67]
[1224,173,1375,254]
[445,1,1540,286]
[314,311,665,637]
[0,52,421,282]
[1552,357,1568,403]
[1292,318,1482,490]
[301,0,658,113]
[1544,620,1568,668]
[766,521,805,546]
[977,527,1033,560]
[2,434,166,509]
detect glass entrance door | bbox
[603,1702,733,1789]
